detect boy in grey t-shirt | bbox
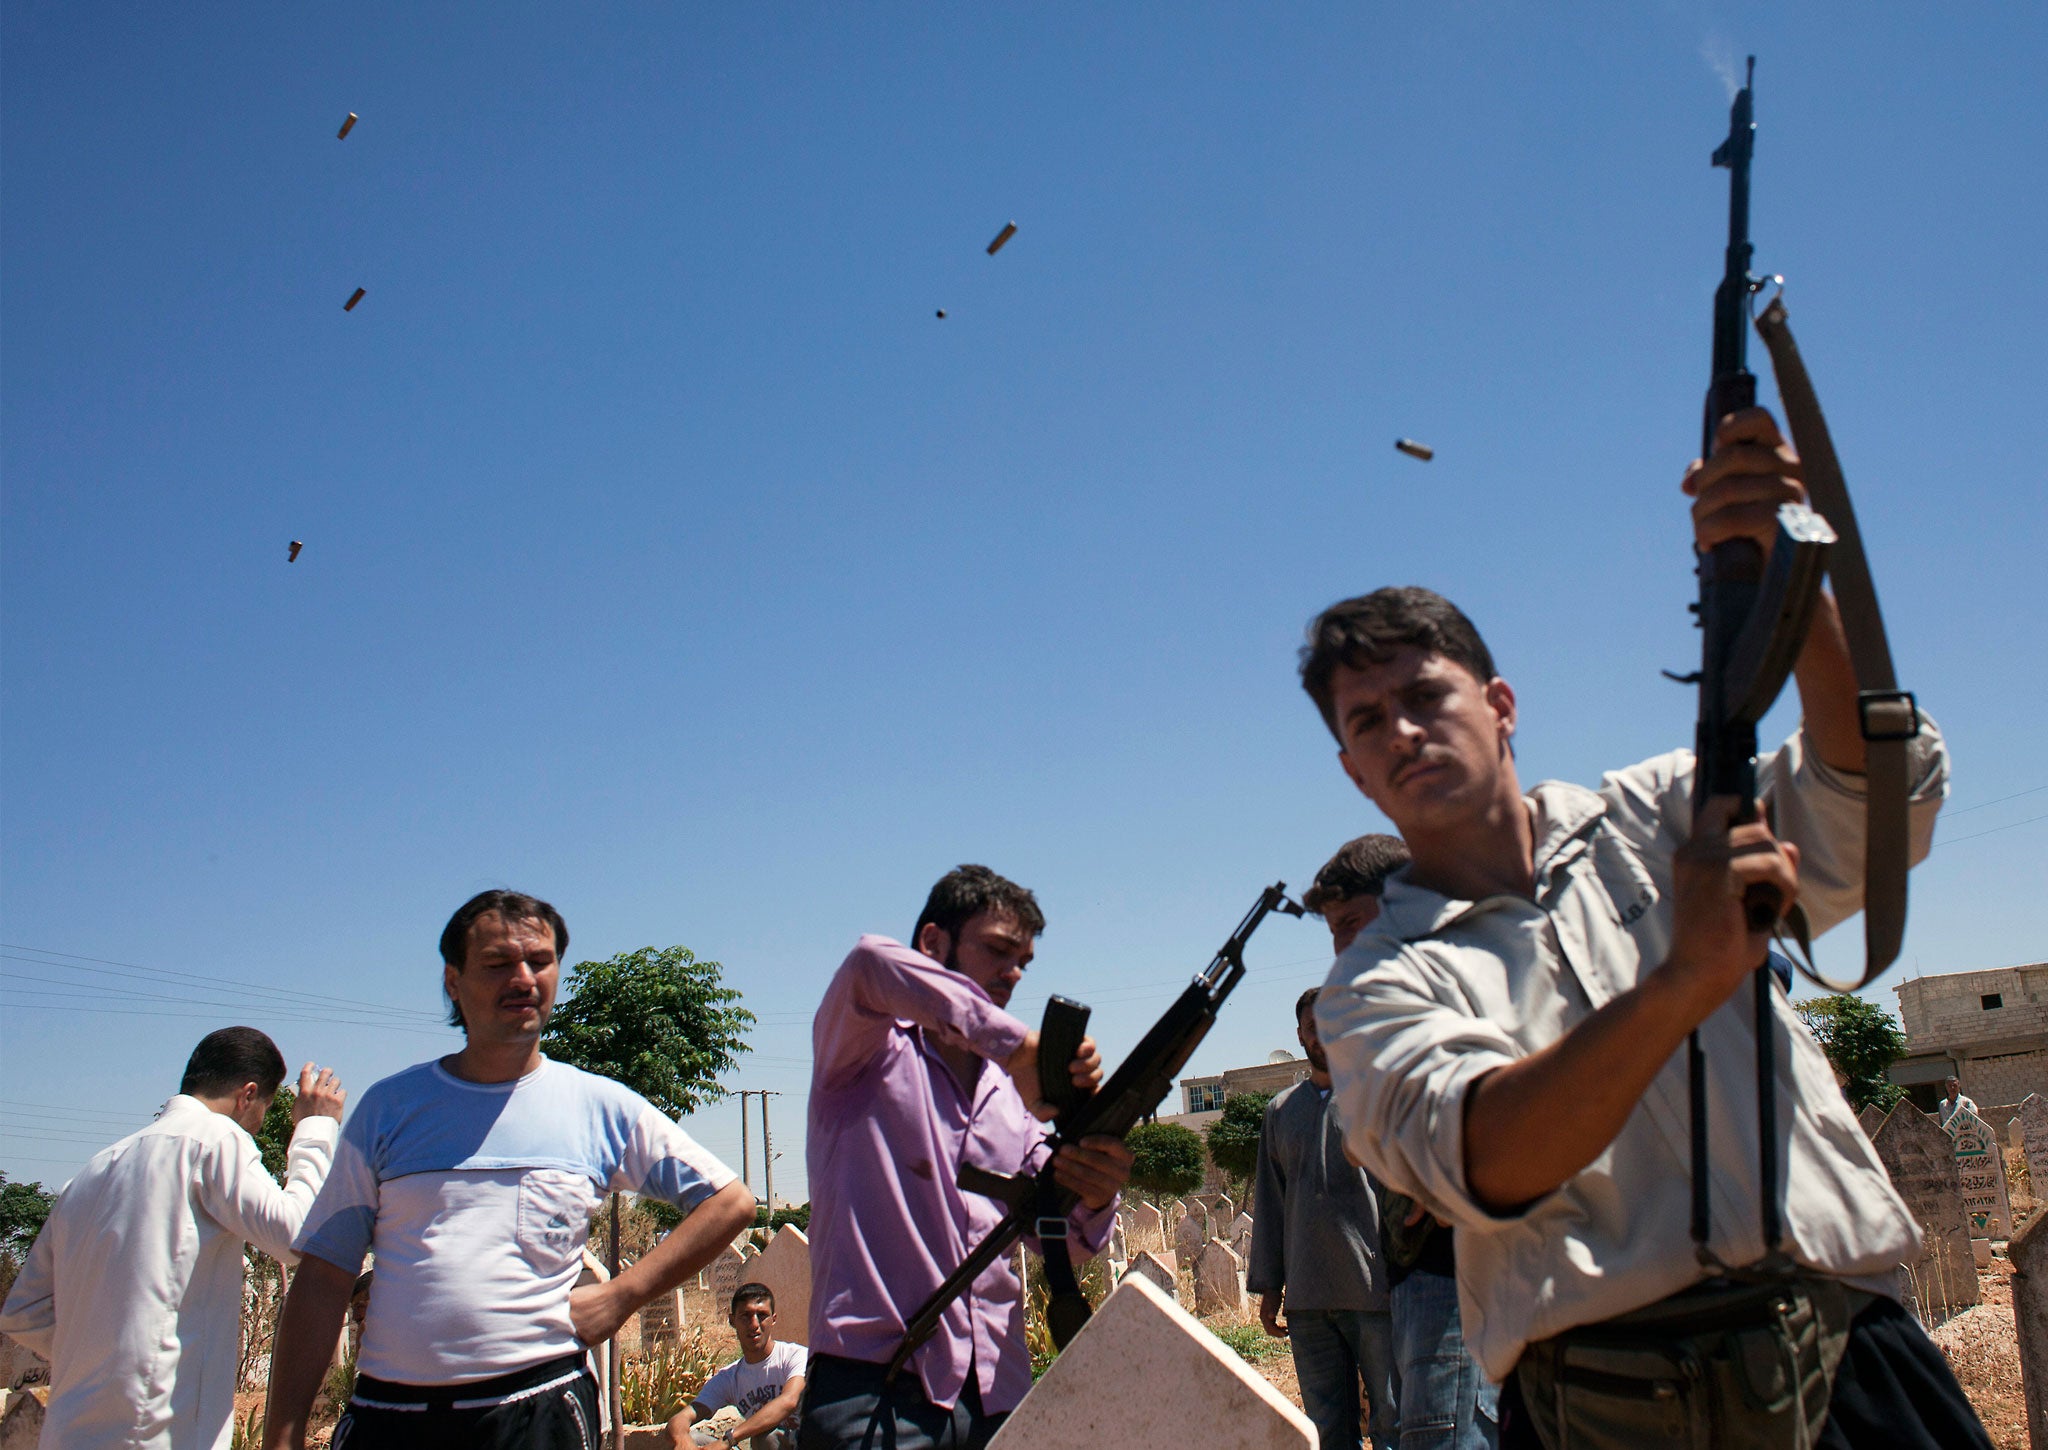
[669,1283,807,1449]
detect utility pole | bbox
[738,1089,753,1195]
[760,1091,778,1218]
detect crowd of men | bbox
[0,406,1993,1448]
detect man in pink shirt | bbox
[801,864,1134,1450]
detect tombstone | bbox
[0,1337,47,1395]
[1126,1249,1179,1299]
[1946,1106,2014,1239]
[985,1275,1313,1449]
[1131,1201,1165,1255]
[1857,1103,1888,1139]
[637,1287,686,1347]
[0,1387,46,1450]
[1212,1194,1236,1226]
[2014,1094,2048,1190]
[1230,1213,1254,1261]
[1194,1240,1247,1317]
[747,1225,812,1343]
[1871,1106,1979,1315]
[1174,1207,1206,1264]
[2010,1205,2048,1450]
[707,1244,747,1318]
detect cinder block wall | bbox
[1895,965,2048,1050]
[1962,1050,2048,1108]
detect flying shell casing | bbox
[337,113,358,140]
[288,541,303,562]
[986,221,1018,256]
[1394,438,1434,461]
[935,309,947,319]
[344,287,366,311]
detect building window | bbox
[1186,1082,1225,1113]
[1982,993,2004,1010]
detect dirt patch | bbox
[1931,1252,2025,1450]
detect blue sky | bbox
[5,3,2043,1200]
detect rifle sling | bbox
[1754,297,1914,993]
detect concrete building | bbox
[1890,962,2048,1114]
[1146,1052,1312,1195]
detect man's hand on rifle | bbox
[1684,405,1805,555]
[1004,1030,1103,1122]
[1050,1135,1134,1211]
[1666,796,1802,1017]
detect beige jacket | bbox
[1316,722,1948,1380]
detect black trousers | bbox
[1499,1296,1991,1450]
[332,1353,600,1450]
[796,1353,1006,1450]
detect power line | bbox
[2,943,444,1022]
[1932,811,2048,849]
[1940,783,2048,819]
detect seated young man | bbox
[668,1282,806,1449]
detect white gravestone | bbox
[708,1244,748,1317]
[2013,1094,2048,1191]
[1175,1208,1206,1264]
[1872,1107,1979,1314]
[1212,1194,1235,1226]
[747,1225,812,1341]
[1194,1240,1248,1317]
[1126,1249,1179,1299]
[1947,1106,2014,1239]
[986,1275,1313,1449]
[1230,1214,1254,1261]
[1131,1201,1165,1255]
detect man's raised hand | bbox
[1049,1135,1134,1212]
[1666,795,1801,1016]
[1004,1030,1104,1123]
[1683,406,1805,556]
[290,1065,345,1123]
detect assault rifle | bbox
[886,882,1305,1379]
[1679,58,1915,1272]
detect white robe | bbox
[0,1095,336,1450]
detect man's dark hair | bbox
[913,865,1045,946]
[1301,834,1412,916]
[1299,586,1498,739]
[439,889,569,1028]
[730,1281,775,1316]
[180,1027,288,1099]
[1295,987,1322,1023]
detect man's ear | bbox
[1485,676,1518,743]
[914,922,952,964]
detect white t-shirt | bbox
[294,1056,735,1385]
[695,1340,807,1430]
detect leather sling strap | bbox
[1754,295,1918,993]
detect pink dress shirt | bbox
[806,935,1116,1412]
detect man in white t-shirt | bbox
[0,1026,343,1450]
[667,1282,807,1449]
[1938,1076,1978,1128]
[263,889,756,1450]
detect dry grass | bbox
[1930,1249,2026,1450]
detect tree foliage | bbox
[0,1172,54,1260]
[1795,995,1908,1112]
[253,1087,297,1180]
[542,945,754,1120]
[1126,1122,1207,1199]
[1204,1091,1273,1187]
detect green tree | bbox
[0,1172,54,1259]
[1204,1092,1273,1195]
[1126,1122,1207,1199]
[1795,995,1908,1112]
[542,945,754,1120]
[253,1086,297,1180]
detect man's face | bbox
[1944,1079,1960,1099]
[922,909,1035,1010]
[1296,1007,1328,1076]
[730,1298,776,1358]
[1330,647,1516,836]
[1322,894,1381,955]
[444,912,560,1046]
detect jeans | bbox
[797,1353,1005,1450]
[1390,1270,1498,1449]
[1288,1308,1397,1449]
